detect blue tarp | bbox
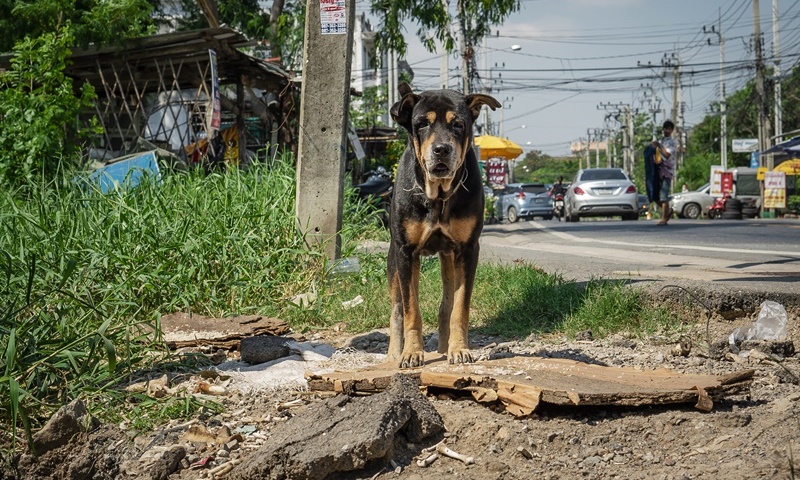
[87,151,161,193]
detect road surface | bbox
[480,217,800,299]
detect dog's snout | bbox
[432,143,452,157]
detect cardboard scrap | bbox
[307,354,754,415]
[159,313,290,349]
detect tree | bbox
[1,0,155,53]
[0,29,101,190]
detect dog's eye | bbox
[415,119,430,130]
[452,120,465,132]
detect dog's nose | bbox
[432,144,452,157]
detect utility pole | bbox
[439,0,450,90]
[588,128,603,168]
[598,102,634,175]
[704,11,727,170]
[641,83,661,140]
[584,131,591,170]
[295,0,355,261]
[457,0,470,93]
[662,52,684,174]
[772,0,783,143]
[753,0,773,157]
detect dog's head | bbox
[391,82,500,200]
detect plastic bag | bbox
[729,300,788,346]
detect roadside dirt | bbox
[3,298,799,480]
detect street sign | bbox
[732,138,758,153]
[750,152,760,168]
[709,165,725,197]
[764,171,786,209]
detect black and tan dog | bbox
[387,82,500,368]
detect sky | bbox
[360,0,800,156]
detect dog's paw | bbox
[448,349,474,365]
[399,351,425,369]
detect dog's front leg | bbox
[447,243,479,364]
[396,246,425,368]
[437,252,455,354]
[387,243,404,362]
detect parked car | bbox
[669,183,714,219]
[637,194,649,216]
[564,168,639,221]
[495,183,553,222]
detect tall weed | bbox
[0,155,329,445]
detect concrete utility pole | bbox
[439,0,450,90]
[641,83,660,140]
[295,0,355,261]
[598,102,634,175]
[704,12,727,170]
[772,0,783,143]
[457,0,470,93]
[662,52,684,173]
[752,0,773,158]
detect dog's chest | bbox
[406,208,477,256]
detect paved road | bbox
[480,217,800,298]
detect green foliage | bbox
[0,156,328,443]
[3,0,154,52]
[371,0,521,59]
[0,29,102,191]
[514,150,578,184]
[350,85,389,130]
[788,195,800,213]
[270,0,306,71]
[676,152,717,190]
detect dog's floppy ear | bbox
[465,94,502,121]
[391,82,419,131]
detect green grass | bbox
[325,257,680,340]
[0,152,683,451]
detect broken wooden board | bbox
[307,354,754,415]
[159,313,290,349]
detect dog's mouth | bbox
[430,162,451,177]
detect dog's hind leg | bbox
[437,252,456,354]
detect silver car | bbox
[669,183,714,219]
[495,183,553,222]
[564,168,639,221]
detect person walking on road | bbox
[652,120,677,225]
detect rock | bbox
[583,455,602,467]
[240,335,291,364]
[228,374,444,480]
[739,339,795,358]
[32,399,99,455]
[146,445,186,480]
[345,330,390,352]
[575,330,593,341]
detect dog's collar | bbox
[438,166,469,204]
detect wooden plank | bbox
[159,313,290,349]
[307,353,753,413]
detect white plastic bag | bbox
[729,300,788,346]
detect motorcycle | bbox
[708,193,743,220]
[708,193,730,219]
[552,193,565,221]
[353,166,393,226]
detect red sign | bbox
[486,159,507,188]
[720,171,734,194]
